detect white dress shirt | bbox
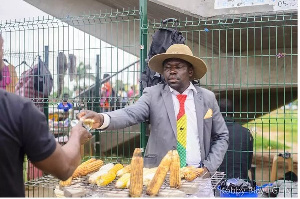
[169,82,201,168]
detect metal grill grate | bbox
[36,171,226,197]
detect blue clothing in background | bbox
[57,102,73,112]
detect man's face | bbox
[163,58,193,93]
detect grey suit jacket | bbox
[106,83,229,172]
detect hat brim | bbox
[148,53,207,80]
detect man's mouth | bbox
[168,78,178,83]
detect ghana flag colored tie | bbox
[176,94,187,168]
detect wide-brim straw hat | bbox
[148,44,207,80]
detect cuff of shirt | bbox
[98,113,110,129]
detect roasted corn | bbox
[116,165,131,177]
[59,176,73,187]
[78,159,103,176]
[96,171,116,186]
[169,150,181,188]
[146,150,172,196]
[72,158,96,178]
[115,173,130,188]
[129,148,143,197]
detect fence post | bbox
[95,54,101,157]
[44,46,49,121]
[139,0,148,152]
[94,54,100,113]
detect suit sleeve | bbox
[105,87,152,130]
[202,96,229,172]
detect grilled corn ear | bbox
[143,167,158,186]
[196,168,204,177]
[88,163,114,184]
[110,163,124,175]
[72,158,96,178]
[82,119,95,128]
[146,150,172,196]
[78,160,103,176]
[59,176,73,187]
[184,170,198,181]
[169,150,181,188]
[96,171,116,186]
[115,173,130,188]
[180,166,198,181]
[116,165,131,177]
[129,148,143,197]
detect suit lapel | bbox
[194,87,205,161]
[161,85,177,138]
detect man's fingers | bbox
[79,113,95,122]
[76,110,88,120]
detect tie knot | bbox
[177,94,187,104]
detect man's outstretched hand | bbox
[77,110,104,129]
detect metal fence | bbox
[0,7,297,197]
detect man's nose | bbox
[169,67,177,74]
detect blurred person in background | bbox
[57,95,73,120]
[127,85,134,98]
[217,98,253,180]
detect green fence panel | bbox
[0,7,297,197]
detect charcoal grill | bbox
[26,171,225,197]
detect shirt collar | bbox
[169,82,197,95]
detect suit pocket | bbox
[204,117,213,132]
[144,154,157,168]
[204,117,212,123]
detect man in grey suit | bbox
[78,44,229,174]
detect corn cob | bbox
[181,166,197,181]
[91,163,120,184]
[78,160,103,176]
[116,164,131,177]
[89,169,108,184]
[143,167,158,186]
[88,163,114,184]
[110,163,124,175]
[82,119,95,129]
[129,148,144,197]
[180,167,187,179]
[126,179,130,188]
[115,173,130,188]
[146,151,172,196]
[180,166,196,178]
[143,172,155,186]
[99,163,115,171]
[169,150,181,188]
[195,168,204,177]
[184,170,198,181]
[72,158,96,178]
[143,167,157,175]
[59,176,73,187]
[96,171,116,186]
[143,167,149,173]
[128,168,157,188]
